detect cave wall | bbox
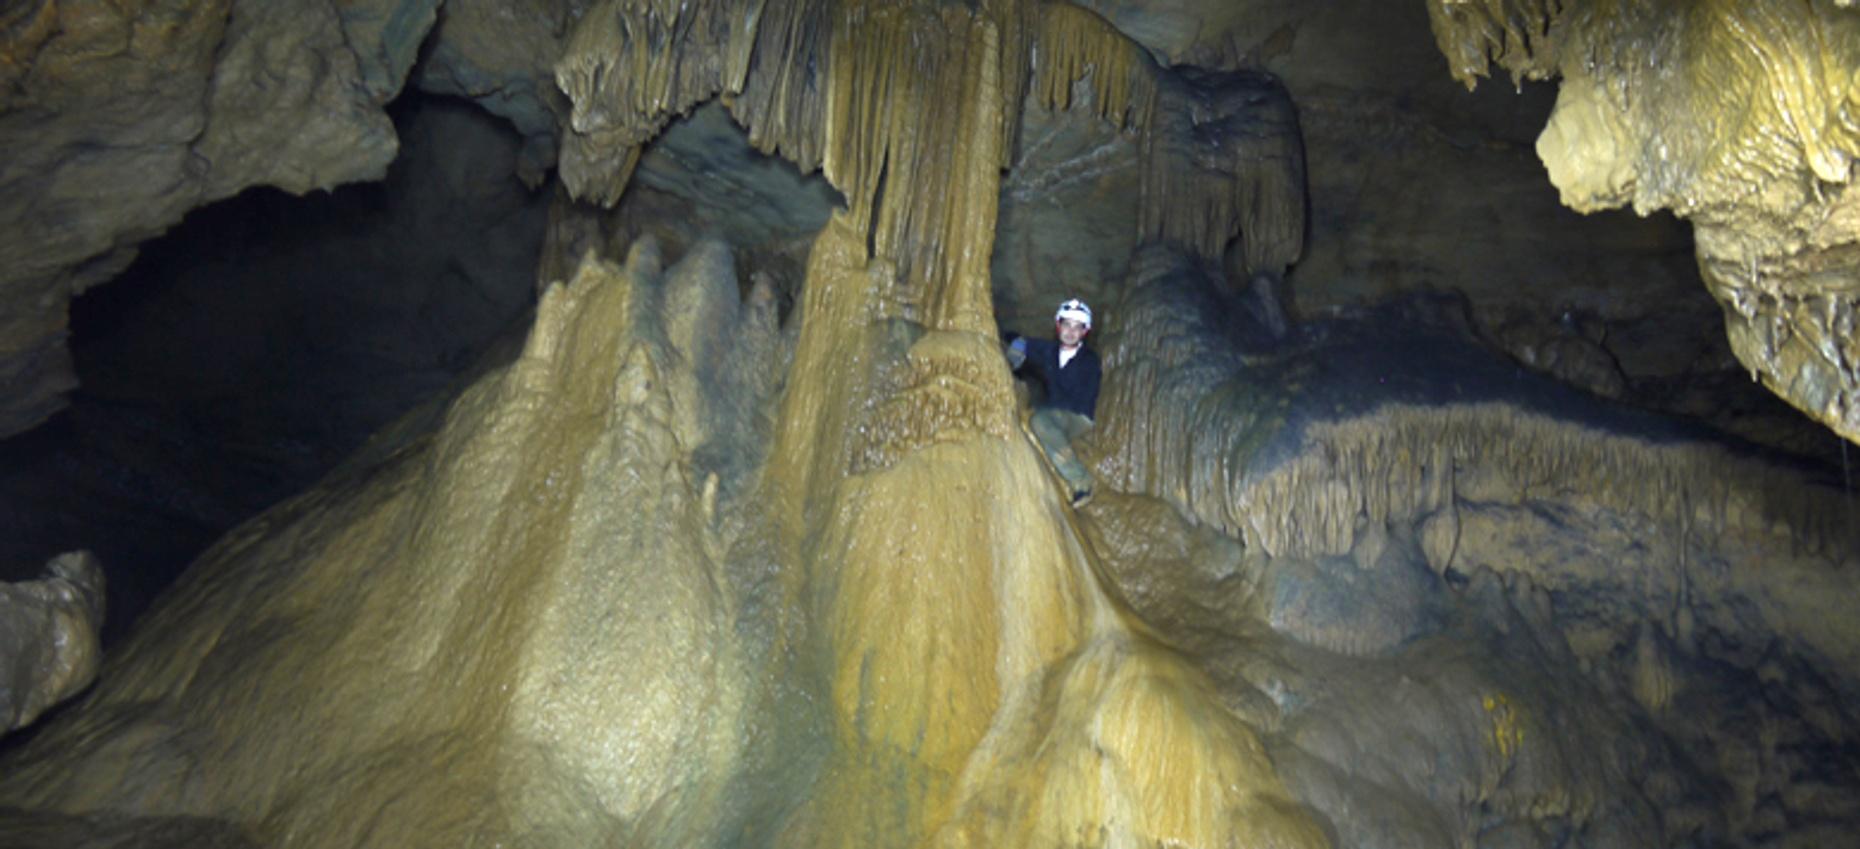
[0,0,589,441]
[1065,0,1843,457]
[1426,0,1860,445]
[0,94,549,649]
[0,0,421,437]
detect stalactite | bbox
[1215,403,1859,562]
[1098,247,1860,568]
[810,1,1028,328]
[724,0,835,173]
[1137,69,1307,273]
[560,0,1042,328]
[1432,0,1860,442]
[1425,0,1564,89]
[554,0,755,204]
[1028,2,1155,132]
[1024,4,1305,275]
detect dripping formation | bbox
[556,0,1305,313]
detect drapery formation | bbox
[556,0,1306,316]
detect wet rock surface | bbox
[1430,0,1860,444]
[0,551,105,734]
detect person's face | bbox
[1056,318,1088,347]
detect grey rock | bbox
[1,551,106,734]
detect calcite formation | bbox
[1429,0,1860,444]
[0,0,1304,443]
[554,0,1302,308]
[0,223,1327,847]
[1082,243,1860,845]
[1,551,105,732]
[0,242,776,847]
[0,3,1332,846]
[7,1,1860,848]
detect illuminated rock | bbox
[1,550,105,733]
[1429,0,1860,443]
[6,1,1860,847]
[0,3,1333,845]
[0,242,776,846]
[0,213,1326,849]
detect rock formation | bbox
[1,551,105,733]
[0,0,417,437]
[3,1,1860,848]
[1430,0,1860,444]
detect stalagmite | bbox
[13,0,1860,846]
[0,244,778,847]
[761,211,1325,847]
[0,3,1331,846]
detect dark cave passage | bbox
[0,95,550,643]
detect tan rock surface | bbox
[1072,0,1808,454]
[0,243,777,846]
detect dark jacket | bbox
[1014,337,1101,419]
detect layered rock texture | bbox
[1431,0,1860,444]
[3,1,1860,848]
[1085,244,1860,846]
[0,0,581,440]
[1076,0,1838,459]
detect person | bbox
[1005,298,1101,507]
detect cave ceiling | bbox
[2,0,1855,453]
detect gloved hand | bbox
[1004,335,1027,369]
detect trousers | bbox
[1030,407,1094,492]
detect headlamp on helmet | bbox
[1054,298,1092,331]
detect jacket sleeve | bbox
[1082,354,1102,418]
[1020,338,1055,378]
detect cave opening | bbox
[0,87,849,650]
[0,93,551,644]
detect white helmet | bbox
[1054,298,1092,330]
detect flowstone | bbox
[1072,243,1860,846]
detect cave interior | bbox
[1,1,1859,848]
